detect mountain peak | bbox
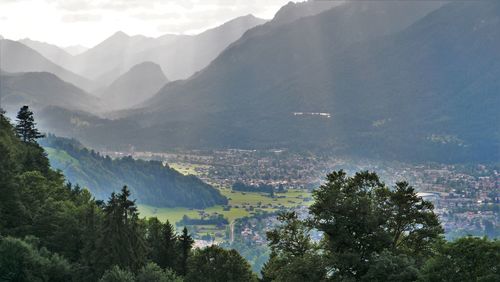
[272,0,340,25]
[98,61,168,110]
[128,61,166,76]
[112,30,129,38]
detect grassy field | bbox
[138,163,312,240]
[167,163,209,176]
[137,188,311,240]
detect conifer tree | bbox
[178,227,194,276]
[15,106,44,143]
[96,186,147,275]
[161,220,178,270]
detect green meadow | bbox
[138,188,311,240]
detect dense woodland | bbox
[40,135,227,208]
[0,107,499,281]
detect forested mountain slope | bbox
[40,135,227,208]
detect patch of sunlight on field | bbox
[138,205,199,224]
[139,189,312,226]
[167,162,209,176]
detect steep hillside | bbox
[40,135,228,208]
[271,0,341,25]
[0,39,94,91]
[97,62,168,110]
[0,71,101,114]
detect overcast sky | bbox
[0,0,297,48]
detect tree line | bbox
[1,106,499,281]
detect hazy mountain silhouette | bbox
[19,38,74,68]
[69,31,159,83]
[0,39,94,91]
[36,1,499,162]
[0,71,101,114]
[61,15,266,86]
[97,62,169,111]
[63,44,88,55]
[271,0,341,25]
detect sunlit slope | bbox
[41,136,228,208]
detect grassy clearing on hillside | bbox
[45,147,80,167]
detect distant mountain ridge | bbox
[0,39,94,91]
[0,71,101,114]
[41,15,266,87]
[36,1,500,163]
[19,38,74,68]
[97,62,169,111]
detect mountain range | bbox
[3,0,499,163]
[0,39,94,91]
[18,15,266,88]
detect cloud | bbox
[132,11,182,21]
[61,13,102,23]
[0,0,293,46]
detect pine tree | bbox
[178,227,194,276]
[95,186,147,275]
[161,220,178,270]
[15,106,45,143]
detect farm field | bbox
[167,162,209,176]
[137,188,312,241]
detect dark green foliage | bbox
[186,245,257,282]
[177,227,194,276]
[309,170,443,279]
[94,187,147,274]
[420,237,500,282]
[40,135,227,208]
[0,236,72,282]
[232,182,274,195]
[15,106,44,143]
[137,263,183,282]
[361,251,419,282]
[261,252,327,282]
[263,170,443,281]
[263,212,327,282]
[146,218,178,270]
[177,214,228,226]
[99,266,136,282]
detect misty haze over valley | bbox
[0,1,499,281]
